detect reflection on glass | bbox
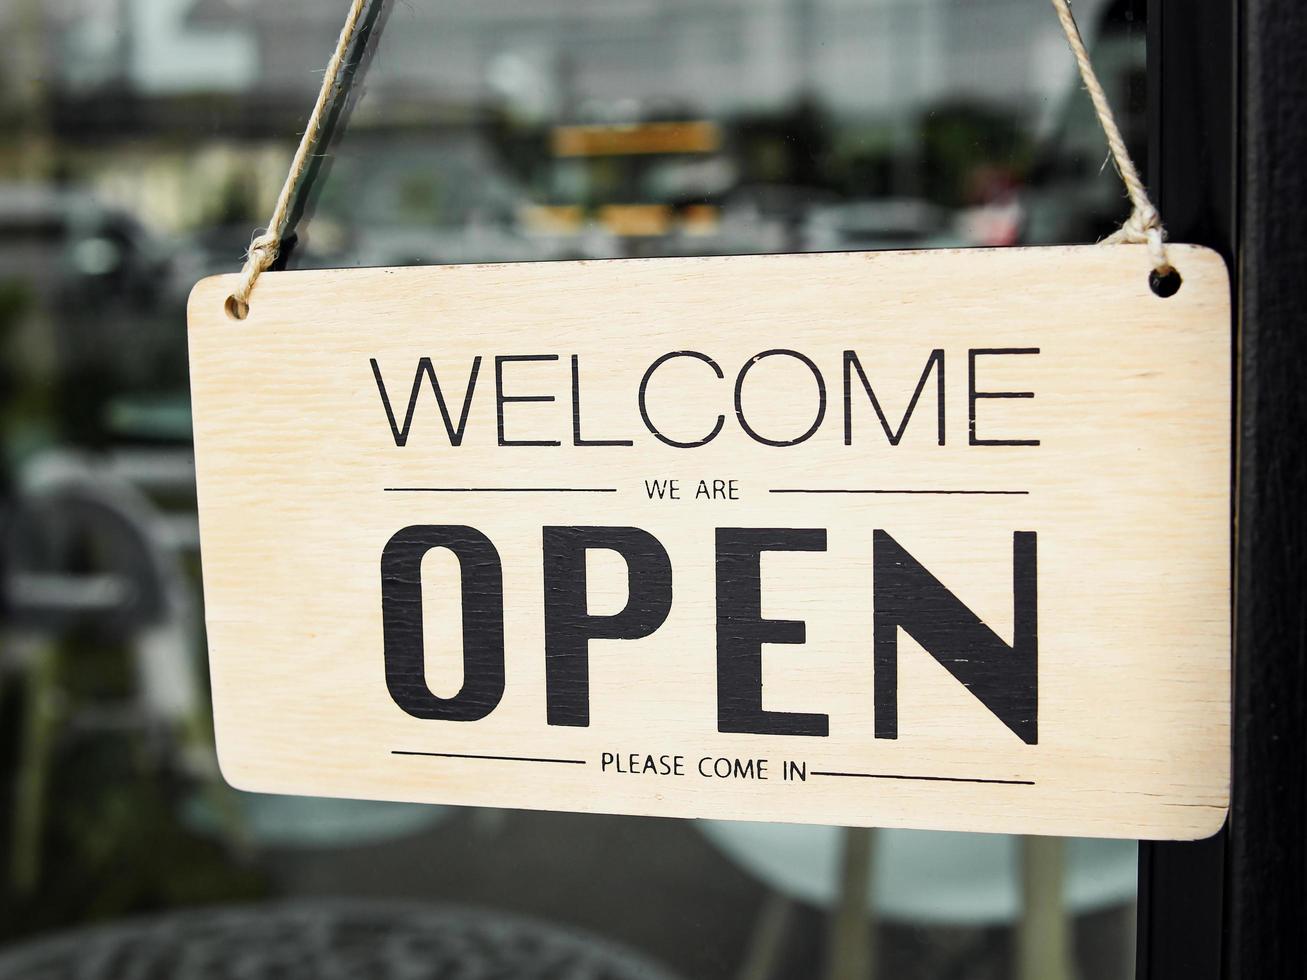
[1,1,1144,977]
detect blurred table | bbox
[0,900,685,980]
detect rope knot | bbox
[1122,203,1161,239]
[226,231,283,319]
[245,232,281,270]
[1103,207,1171,276]
[1122,206,1171,276]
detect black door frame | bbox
[1140,1,1306,977]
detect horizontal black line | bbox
[769,489,1029,496]
[384,487,617,494]
[811,771,1034,785]
[393,750,586,765]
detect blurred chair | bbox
[1,450,211,890]
[701,821,1137,980]
[1,448,445,877]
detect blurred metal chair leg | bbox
[9,637,57,895]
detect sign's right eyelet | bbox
[1150,268,1183,298]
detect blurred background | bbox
[0,1,1146,977]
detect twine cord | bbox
[1049,0,1172,275]
[227,0,370,318]
[227,0,1172,316]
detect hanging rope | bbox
[1049,0,1172,275]
[227,0,1172,316]
[227,0,370,319]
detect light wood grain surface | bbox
[187,245,1231,840]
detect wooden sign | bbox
[187,245,1231,840]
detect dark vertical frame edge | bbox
[1226,0,1307,977]
[1137,0,1236,978]
[1142,0,1307,978]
